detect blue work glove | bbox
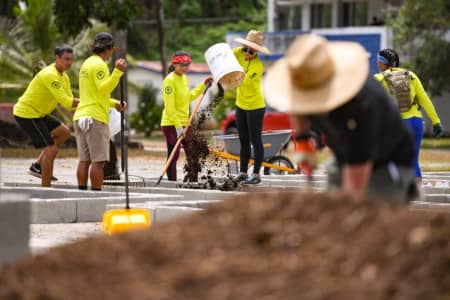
[433,123,444,138]
[176,127,184,138]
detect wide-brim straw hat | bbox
[264,34,369,114]
[234,30,270,55]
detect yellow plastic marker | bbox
[102,208,151,235]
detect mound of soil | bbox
[1,191,450,300]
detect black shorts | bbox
[14,115,61,148]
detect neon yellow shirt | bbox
[74,55,123,124]
[374,67,441,125]
[13,64,73,118]
[233,47,265,110]
[160,71,205,128]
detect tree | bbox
[390,0,450,95]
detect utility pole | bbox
[156,0,167,78]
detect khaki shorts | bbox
[75,119,110,162]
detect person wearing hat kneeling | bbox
[264,34,419,202]
[232,29,270,185]
[74,32,127,191]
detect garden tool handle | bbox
[155,82,212,186]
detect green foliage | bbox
[389,0,450,95]
[130,83,163,137]
[53,0,136,36]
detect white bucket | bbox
[204,43,245,90]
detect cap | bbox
[93,32,114,50]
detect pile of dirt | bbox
[1,191,450,300]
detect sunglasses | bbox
[242,47,256,55]
[177,63,191,67]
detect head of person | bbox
[263,34,369,126]
[168,50,192,75]
[377,48,400,72]
[92,32,117,59]
[54,44,74,72]
[234,29,270,60]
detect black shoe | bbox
[27,163,58,181]
[233,173,248,183]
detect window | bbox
[340,2,368,27]
[276,5,302,30]
[310,3,332,28]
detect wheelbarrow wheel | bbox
[263,155,295,175]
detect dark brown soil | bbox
[1,191,450,300]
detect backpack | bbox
[382,69,413,112]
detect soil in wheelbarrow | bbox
[2,191,450,300]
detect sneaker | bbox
[28,163,58,181]
[244,174,261,185]
[233,173,248,183]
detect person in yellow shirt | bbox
[160,50,212,181]
[232,29,270,184]
[374,48,443,181]
[13,44,79,187]
[73,32,127,190]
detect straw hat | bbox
[234,30,270,55]
[264,34,369,114]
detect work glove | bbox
[433,123,444,138]
[78,116,93,132]
[293,138,317,177]
[176,127,184,138]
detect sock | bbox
[91,188,102,191]
[78,186,88,190]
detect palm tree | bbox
[0,0,104,105]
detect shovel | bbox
[155,82,212,186]
[102,76,151,235]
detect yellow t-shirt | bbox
[233,47,265,110]
[74,55,123,124]
[13,64,73,118]
[374,67,441,125]
[160,71,205,128]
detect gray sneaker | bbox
[244,174,261,184]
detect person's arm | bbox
[411,72,441,125]
[342,161,373,201]
[42,72,74,111]
[188,81,205,102]
[94,60,125,97]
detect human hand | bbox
[203,76,213,86]
[115,58,127,72]
[176,127,184,138]
[72,98,80,108]
[115,101,127,112]
[433,123,444,138]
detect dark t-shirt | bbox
[308,77,414,168]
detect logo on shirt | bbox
[96,71,105,80]
[164,86,173,94]
[51,81,60,89]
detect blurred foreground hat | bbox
[93,32,115,50]
[234,30,270,55]
[264,34,369,114]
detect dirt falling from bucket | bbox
[181,85,236,189]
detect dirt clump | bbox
[1,191,450,299]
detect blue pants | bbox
[404,117,423,178]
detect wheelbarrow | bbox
[211,129,296,175]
